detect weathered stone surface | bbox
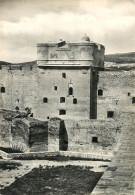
[91,115,135,195]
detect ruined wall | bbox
[0,109,132,154]
[29,119,48,152]
[97,70,135,120]
[64,119,128,154]
[11,118,29,152]
[0,110,48,152]
[48,118,61,151]
[0,111,12,148]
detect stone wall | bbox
[48,118,61,151]
[0,111,12,148]
[29,119,48,152]
[0,109,132,154]
[11,118,29,152]
[64,118,128,154]
[97,70,135,120]
[0,62,38,117]
[0,110,48,152]
[35,67,91,120]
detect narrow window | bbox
[98,89,103,96]
[92,137,98,143]
[54,86,57,90]
[132,97,135,104]
[128,93,130,96]
[0,66,2,70]
[69,87,73,95]
[107,111,114,118]
[47,116,49,119]
[1,87,5,93]
[60,97,65,103]
[62,73,66,78]
[43,97,48,103]
[59,109,66,115]
[73,98,77,104]
[20,66,22,70]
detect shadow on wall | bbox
[90,69,99,119]
[59,120,68,151]
[29,121,48,152]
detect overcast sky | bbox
[0,0,135,63]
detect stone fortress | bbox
[0,34,134,155]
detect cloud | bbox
[0,0,135,62]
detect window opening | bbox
[43,97,48,103]
[60,97,65,103]
[1,87,5,93]
[107,111,114,118]
[69,87,73,95]
[47,116,50,119]
[73,98,77,104]
[59,110,66,115]
[128,93,130,96]
[62,73,66,78]
[54,86,57,90]
[98,89,103,96]
[92,137,98,143]
[132,97,135,104]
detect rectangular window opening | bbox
[1,87,5,93]
[59,109,66,115]
[43,97,48,103]
[107,111,114,118]
[92,137,98,143]
[128,92,130,96]
[62,73,66,78]
[60,97,65,103]
[54,86,57,90]
[73,98,77,104]
[98,89,103,96]
[132,97,135,104]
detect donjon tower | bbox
[36,34,105,120]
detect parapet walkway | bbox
[92,126,135,195]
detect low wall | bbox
[64,118,127,154]
[0,109,133,155]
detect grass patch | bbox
[12,154,111,162]
[0,165,103,195]
[0,161,22,170]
